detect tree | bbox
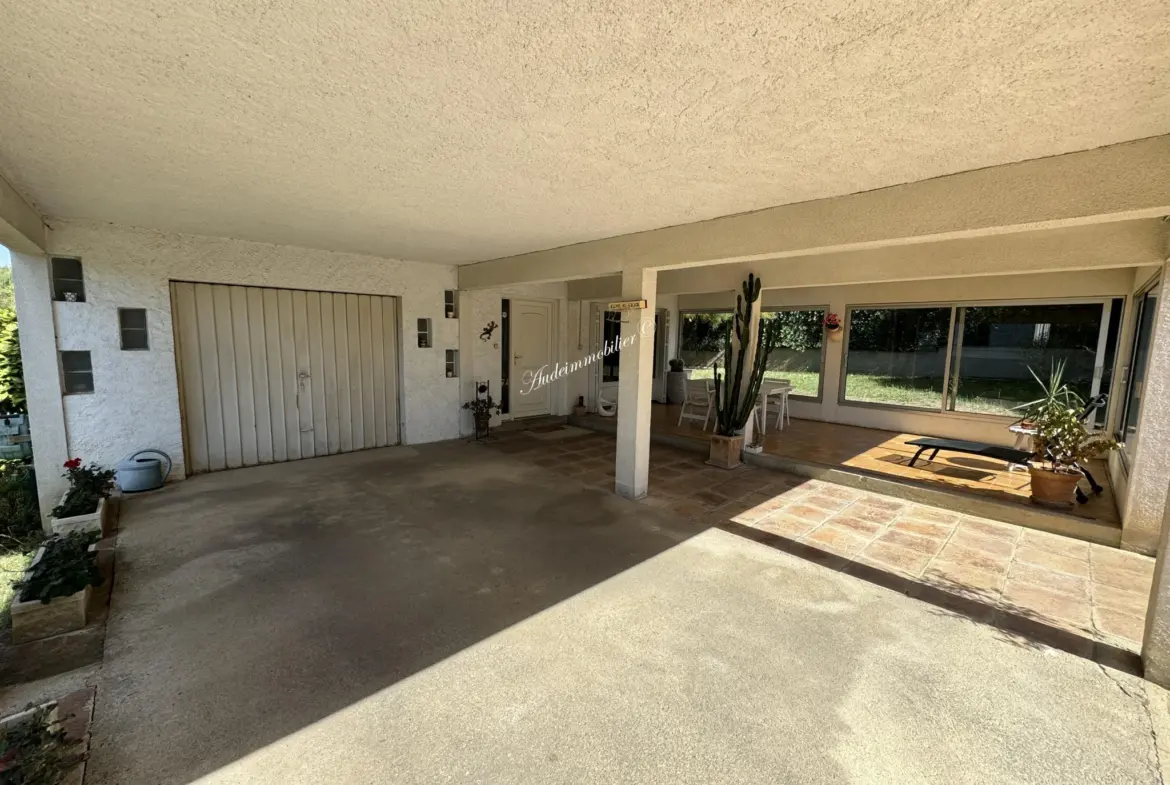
[0,266,14,312]
[0,309,26,415]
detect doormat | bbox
[524,425,592,441]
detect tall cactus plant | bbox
[713,274,780,436]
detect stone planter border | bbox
[10,544,95,644]
[50,495,108,536]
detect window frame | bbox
[838,296,1116,421]
[50,257,86,303]
[1117,278,1161,467]
[59,350,95,395]
[759,305,830,403]
[118,307,150,351]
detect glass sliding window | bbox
[678,311,732,380]
[761,309,825,398]
[843,307,952,409]
[947,303,1106,416]
[1121,285,1160,461]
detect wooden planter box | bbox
[10,546,92,644]
[50,495,108,536]
[707,433,745,470]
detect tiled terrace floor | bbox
[580,405,1120,526]
[486,427,1153,657]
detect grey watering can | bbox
[117,449,172,493]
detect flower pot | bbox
[1029,466,1081,509]
[50,495,107,536]
[826,324,843,341]
[666,371,687,404]
[707,433,744,469]
[472,410,492,439]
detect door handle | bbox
[514,354,523,361]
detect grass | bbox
[687,370,1052,416]
[0,548,35,629]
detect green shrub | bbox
[0,704,83,784]
[14,531,101,604]
[0,461,41,549]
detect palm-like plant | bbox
[1014,361,1116,471]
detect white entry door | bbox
[171,282,400,474]
[510,299,553,418]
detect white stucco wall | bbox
[457,283,568,435]
[47,220,460,480]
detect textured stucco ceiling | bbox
[1,1,1168,264]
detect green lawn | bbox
[686,370,1046,416]
[0,549,33,629]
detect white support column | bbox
[11,251,70,529]
[1143,476,1170,686]
[614,268,657,500]
[1123,259,1170,554]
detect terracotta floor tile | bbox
[856,495,909,514]
[875,528,944,556]
[1015,546,1090,578]
[1019,530,1091,561]
[861,540,933,576]
[669,499,712,519]
[891,518,954,540]
[803,524,870,558]
[901,506,963,525]
[800,493,853,512]
[1092,562,1152,592]
[1093,583,1150,617]
[1007,562,1089,600]
[935,543,1012,576]
[1093,607,1145,646]
[756,514,819,540]
[815,485,865,503]
[727,495,775,524]
[829,515,886,537]
[947,528,1016,559]
[923,560,1004,599]
[782,503,835,525]
[1091,547,1155,579]
[849,504,901,525]
[1002,581,1092,628]
[958,517,1021,543]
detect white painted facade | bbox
[42,221,463,482]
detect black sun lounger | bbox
[906,437,1033,468]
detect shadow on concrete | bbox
[87,439,721,784]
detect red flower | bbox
[64,458,82,469]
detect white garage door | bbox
[171,282,400,474]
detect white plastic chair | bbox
[678,379,715,431]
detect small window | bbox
[444,290,458,319]
[417,318,432,348]
[119,308,149,350]
[51,257,86,302]
[60,351,94,394]
[445,349,458,378]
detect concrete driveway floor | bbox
[85,438,1167,784]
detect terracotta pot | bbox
[1029,466,1081,509]
[707,433,744,469]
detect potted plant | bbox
[710,274,780,469]
[571,396,587,418]
[49,459,115,536]
[10,531,102,643]
[1015,363,1117,509]
[463,384,501,440]
[824,312,842,340]
[667,358,687,404]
